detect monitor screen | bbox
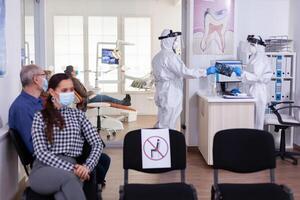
[101,49,119,65]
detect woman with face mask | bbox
[29,73,103,200]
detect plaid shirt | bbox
[32,107,103,172]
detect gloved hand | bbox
[233,67,242,76]
[206,66,217,75]
[230,88,241,96]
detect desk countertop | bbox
[197,92,256,103]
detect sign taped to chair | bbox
[141,129,171,169]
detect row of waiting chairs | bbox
[10,128,294,200]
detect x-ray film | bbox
[215,62,234,77]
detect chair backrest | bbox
[213,129,276,173]
[123,129,186,173]
[9,129,34,175]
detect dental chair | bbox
[264,101,300,165]
[74,91,125,139]
[87,102,124,140]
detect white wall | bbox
[0,0,22,199]
[185,0,291,146]
[44,0,181,115]
[290,0,300,146]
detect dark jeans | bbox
[96,153,111,184]
[89,95,124,105]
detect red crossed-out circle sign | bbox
[143,136,169,161]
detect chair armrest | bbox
[277,106,300,112]
[269,101,294,107]
[268,103,300,126]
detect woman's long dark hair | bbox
[41,73,70,143]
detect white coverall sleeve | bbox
[169,55,207,78]
[241,59,273,84]
[259,61,273,84]
[241,71,259,83]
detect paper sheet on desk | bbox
[223,95,254,99]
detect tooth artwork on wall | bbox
[193,0,234,55]
[0,0,6,77]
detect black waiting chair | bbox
[211,129,293,200]
[265,101,300,165]
[9,129,54,200]
[9,129,99,200]
[119,129,197,200]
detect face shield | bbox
[247,35,266,56]
[159,30,183,54]
[172,36,184,55]
[247,35,266,46]
[248,43,257,55]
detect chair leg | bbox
[97,107,101,133]
[285,152,300,165]
[275,127,299,165]
[211,186,215,200]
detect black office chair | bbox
[211,129,293,200]
[9,129,99,200]
[119,129,197,200]
[265,101,300,165]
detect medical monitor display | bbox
[102,49,119,65]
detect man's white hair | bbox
[20,64,42,87]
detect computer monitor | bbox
[214,60,242,82]
[101,49,119,65]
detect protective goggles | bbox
[158,30,182,40]
[247,35,266,47]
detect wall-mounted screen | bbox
[102,48,119,65]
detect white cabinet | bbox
[198,94,255,165]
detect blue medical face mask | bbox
[42,78,48,92]
[59,92,75,107]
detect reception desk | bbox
[198,93,255,165]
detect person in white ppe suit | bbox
[152,29,216,129]
[236,35,272,130]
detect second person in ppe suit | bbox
[239,35,273,130]
[152,29,215,129]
